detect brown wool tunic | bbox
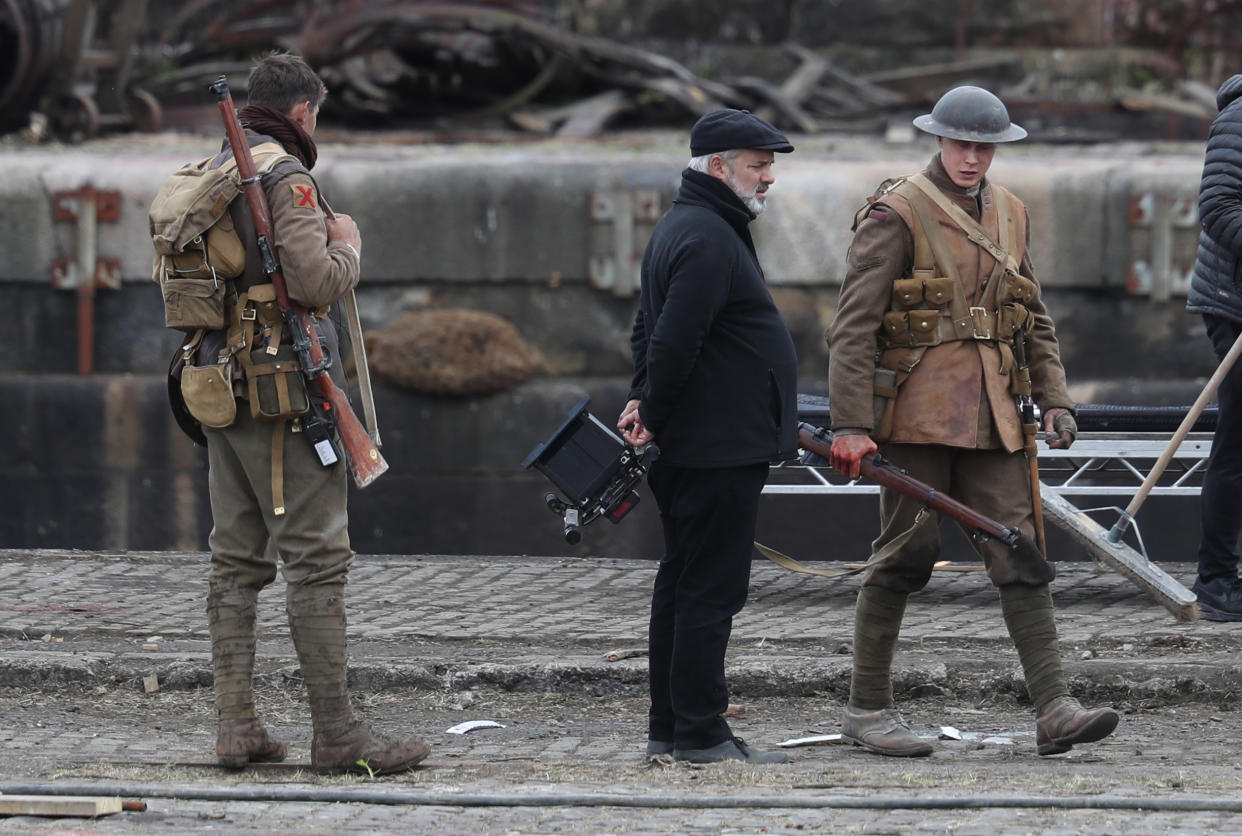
[826,154,1073,590]
[827,155,1072,452]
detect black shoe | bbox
[645,739,673,756]
[673,737,789,764]
[1193,577,1242,622]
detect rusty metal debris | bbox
[0,0,1230,142]
[2,0,159,140]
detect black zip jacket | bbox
[627,168,799,468]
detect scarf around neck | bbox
[238,104,318,170]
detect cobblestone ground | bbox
[3,551,1242,833]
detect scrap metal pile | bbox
[154,0,924,137]
[0,0,1227,141]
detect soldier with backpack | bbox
[150,52,429,775]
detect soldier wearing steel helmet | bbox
[825,86,1119,758]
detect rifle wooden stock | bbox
[796,422,1039,558]
[210,77,388,488]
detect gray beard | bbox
[725,171,767,216]
[739,191,766,216]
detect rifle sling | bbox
[755,508,932,580]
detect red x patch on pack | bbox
[290,183,317,210]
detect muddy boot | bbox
[841,705,934,757]
[1036,696,1119,756]
[216,718,288,769]
[673,737,789,764]
[312,719,431,775]
[841,587,932,756]
[288,584,430,775]
[208,583,287,768]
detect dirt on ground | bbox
[4,676,1242,799]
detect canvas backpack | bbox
[149,142,297,332]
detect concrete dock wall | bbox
[0,134,1217,558]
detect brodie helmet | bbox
[912,86,1027,143]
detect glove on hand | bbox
[1045,409,1077,449]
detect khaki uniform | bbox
[828,155,1072,593]
[203,133,360,593]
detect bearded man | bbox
[618,108,799,764]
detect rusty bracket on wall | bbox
[1125,191,1197,301]
[588,188,663,296]
[51,184,122,376]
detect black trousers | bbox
[1199,314,1242,583]
[645,461,769,750]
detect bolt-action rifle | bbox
[210,76,388,488]
[797,422,1042,562]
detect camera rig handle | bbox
[522,397,659,544]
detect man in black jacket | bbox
[1188,74,1242,621]
[618,109,799,764]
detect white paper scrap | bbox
[777,733,842,748]
[939,725,962,740]
[445,720,506,735]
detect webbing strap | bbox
[904,187,975,342]
[755,508,932,579]
[908,173,1020,274]
[271,421,286,516]
[181,328,206,361]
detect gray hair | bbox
[688,148,744,173]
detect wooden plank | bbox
[736,77,819,133]
[1041,486,1199,622]
[0,795,123,817]
[554,89,632,138]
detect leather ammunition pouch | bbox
[868,173,1037,436]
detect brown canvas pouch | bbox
[246,346,310,422]
[892,278,923,309]
[160,272,226,332]
[181,357,237,428]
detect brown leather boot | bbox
[209,584,286,768]
[217,718,288,769]
[1036,696,1119,756]
[289,584,431,776]
[311,720,430,775]
[841,705,934,757]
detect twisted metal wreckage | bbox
[0,0,1221,140]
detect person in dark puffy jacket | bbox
[1188,74,1242,621]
